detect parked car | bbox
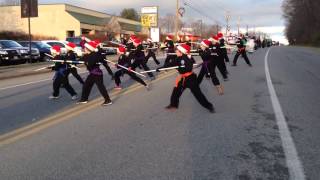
[0,45,20,65]
[0,40,40,64]
[101,43,117,55]
[18,41,52,61]
[61,40,83,57]
[41,40,68,56]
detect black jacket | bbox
[161,54,195,74]
[165,40,175,53]
[117,54,131,68]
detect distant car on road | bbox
[18,41,52,62]
[41,40,68,56]
[0,40,40,64]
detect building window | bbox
[67,31,75,38]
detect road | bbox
[0,47,319,179]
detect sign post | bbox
[141,6,159,41]
[21,0,38,63]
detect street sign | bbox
[150,28,160,42]
[141,14,158,27]
[141,6,158,14]
[21,0,38,18]
[141,6,158,27]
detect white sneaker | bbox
[145,84,150,91]
[102,101,112,106]
[49,95,60,99]
[71,95,78,100]
[77,100,88,104]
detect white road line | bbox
[0,70,88,92]
[264,48,306,180]
[0,78,52,91]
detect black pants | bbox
[68,67,84,84]
[53,74,77,97]
[81,74,111,102]
[197,62,220,86]
[221,49,230,62]
[132,58,154,78]
[114,69,147,86]
[233,51,251,65]
[170,73,213,110]
[214,56,228,79]
[145,52,160,65]
[164,55,177,67]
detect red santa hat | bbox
[117,46,126,54]
[84,41,98,52]
[133,38,141,45]
[209,35,219,43]
[166,35,174,41]
[217,32,224,39]
[201,39,211,48]
[51,45,61,54]
[130,35,137,41]
[65,42,76,51]
[177,44,191,54]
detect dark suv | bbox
[0,40,40,64]
[18,41,51,61]
[0,45,20,65]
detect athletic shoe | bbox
[77,100,88,104]
[165,105,177,111]
[49,95,60,99]
[150,76,156,81]
[102,100,112,106]
[209,107,216,113]
[71,95,78,100]
[232,64,237,66]
[114,86,122,90]
[224,78,229,81]
[145,84,150,91]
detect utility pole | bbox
[225,11,230,35]
[237,17,241,36]
[246,24,249,36]
[175,0,179,40]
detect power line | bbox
[182,0,222,24]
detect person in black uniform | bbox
[209,35,229,81]
[232,36,252,67]
[157,44,215,113]
[131,38,155,80]
[77,41,112,106]
[49,45,77,100]
[65,42,84,84]
[217,33,230,74]
[94,39,114,79]
[113,46,148,90]
[126,35,137,62]
[163,35,176,67]
[197,40,224,95]
[145,38,160,65]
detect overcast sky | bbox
[39,0,287,43]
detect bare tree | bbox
[282,0,320,46]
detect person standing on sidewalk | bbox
[145,38,160,65]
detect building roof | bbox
[67,11,111,26]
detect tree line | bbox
[282,0,320,46]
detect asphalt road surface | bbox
[0,47,319,180]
